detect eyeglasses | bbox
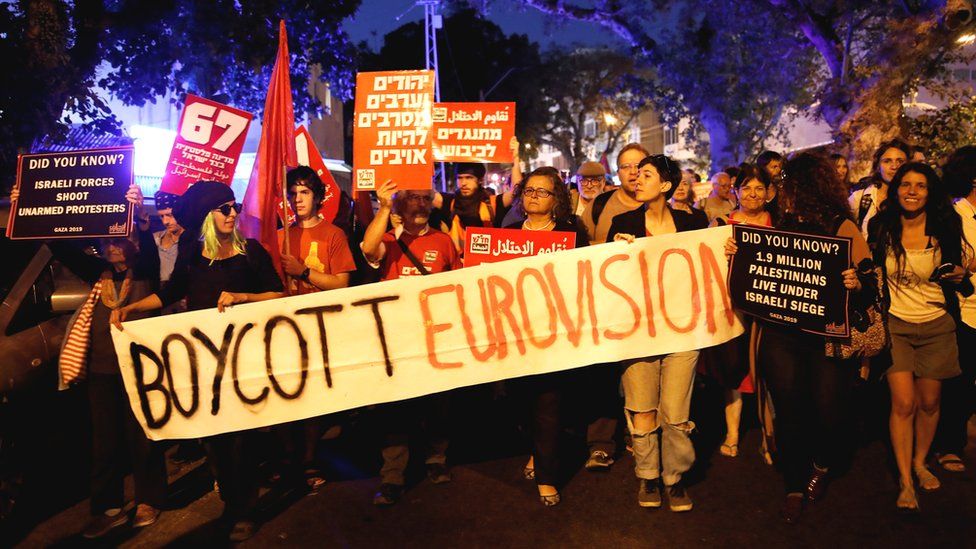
[580,177,604,186]
[213,202,242,216]
[618,163,640,172]
[523,187,555,198]
[403,194,433,203]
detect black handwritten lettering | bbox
[231,323,269,405]
[351,295,401,376]
[296,305,344,388]
[130,343,171,429]
[160,334,200,417]
[191,326,234,415]
[264,316,309,399]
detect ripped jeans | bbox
[621,351,698,486]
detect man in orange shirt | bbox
[277,166,357,488]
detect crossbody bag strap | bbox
[396,237,431,276]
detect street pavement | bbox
[10,385,976,548]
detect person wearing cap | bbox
[433,161,514,252]
[151,191,186,315]
[574,161,608,217]
[112,180,285,542]
[275,166,357,490]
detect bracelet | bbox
[300,267,311,281]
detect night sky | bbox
[343,0,624,51]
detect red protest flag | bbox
[240,19,298,281]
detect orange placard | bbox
[432,102,515,163]
[353,70,435,192]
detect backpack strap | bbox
[396,237,430,276]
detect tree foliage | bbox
[536,48,655,174]
[506,0,818,169]
[0,0,361,191]
[356,8,548,159]
[909,98,976,164]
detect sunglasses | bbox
[214,202,242,216]
[649,154,677,173]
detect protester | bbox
[361,180,461,506]
[933,146,976,474]
[727,153,874,524]
[695,171,736,223]
[276,166,357,489]
[850,139,912,236]
[607,154,708,512]
[435,138,518,251]
[40,183,169,539]
[830,153,851,193]
[756,150,784,181]
[574,161,608,217]
[576,142,650,472]
[111,181,285,541]
[669,169,708,226]
[503,167,589,506]
[866,162,974,511]
[706,165,772,459]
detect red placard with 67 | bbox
[160,94,254,195]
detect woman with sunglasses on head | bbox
[606,154,708,513]
[866,163,974,512]
[112,181,285,542]
[504,167,588,507]
[726,153,874,524]
[705,164,772,460]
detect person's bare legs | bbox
[912,378,942,490]
[888,372,918,508]
[722,390,742,456]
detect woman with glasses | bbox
[112,181,285,542]
[606,154,708,512]
[504,167,588,506]
[850,139,913,236]
[705,164,773,460]
[866,162,973,511]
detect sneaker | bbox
[585,450,614,471]
[82,510,128,539]
[132,504,160,528]
[229,520,257,542]
[667,482,693,512]
[372,483,403,506]
[426,462,452,484]
[637,478,662,508]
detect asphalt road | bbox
[9,382,976,548]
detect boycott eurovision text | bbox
[729,225,851,336]
[7,147,134,239]
[112,226,743,440]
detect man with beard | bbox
[580,143,648,246]
[361,180,461,505]
[434,162,514,252]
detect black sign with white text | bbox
[729,225,851,337]
[7,147,134,240]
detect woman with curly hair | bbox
[866,162,974,511]
[504,167,588,506]
[728,152,875,523]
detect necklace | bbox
[523,218,555,231]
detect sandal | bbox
[936,453,966,473]
[522,464,535,481]
[538,486,560,507]
[896,482,919,513]
[305,468,326,490]
[914,465,941,492]
[720,443,739,457]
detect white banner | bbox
[112,226,743,440]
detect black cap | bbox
[154,191,179,211]
[455,163,486,180]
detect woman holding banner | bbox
[111,181,285,542]
[866,162,974,512]
[728,153,874,524]
[607,154,708,512]
[706,164,773,461]
[504,167,588,506]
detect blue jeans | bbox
[621,351,698,485]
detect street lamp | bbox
[603,112,618,126]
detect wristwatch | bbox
[299,267,311,281]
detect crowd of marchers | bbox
[14,136,975,541]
